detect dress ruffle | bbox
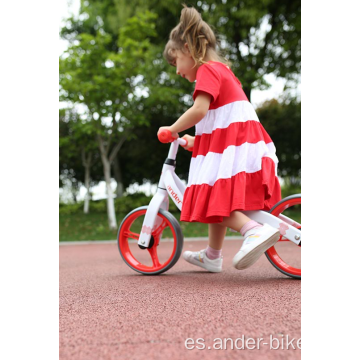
[180,157,281,224]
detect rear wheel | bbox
[117,206,183,275]
[265,195,301,279]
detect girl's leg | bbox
[224,211,280,270]
[183,223,225,272]
[208,223,227,250]
[182,212,264,272]
[206,214,259,260]
[207,212,259,252]
[221,211,253,233]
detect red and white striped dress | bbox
[180,61,281,224]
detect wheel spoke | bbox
[278,235,289,242]
[153,220,167,237]
[147,246,162,268]
[124,230,139,241]
[152,220,168,246]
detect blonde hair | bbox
[163,5,230,68]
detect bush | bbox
[114,193,180,213]
[59,189,201,216]
[281,183,301,199]
[115,193,152,213]
[59,202,83,215]
[91,200,107,213]
[59,192,181,216]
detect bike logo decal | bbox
[279,222,289,235]
[141,225,152,235]
[167,185,182,205]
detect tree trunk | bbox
[84,165,91,214]
[72,188,77,203]
[113,156,124,198]
[97,132,128,230]
[97,134,118,230]
[82,150,92,214]
[103,160,117,230]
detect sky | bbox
[59,0,300,202]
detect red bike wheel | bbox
[117,206,183,275]
[265,194,301,279]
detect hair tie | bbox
[197,35,208,46]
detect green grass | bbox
[59,188,301,241]
[59,207,301,241]
[60,212,121,241]
[59,210,241,241]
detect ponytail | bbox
[163,5,229,68]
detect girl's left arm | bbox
[168,92,212,135]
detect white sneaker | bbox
[183,249,223,273]
[232,224,280,270]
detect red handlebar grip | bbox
[158,129,173,143]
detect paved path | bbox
[60,240,301,360]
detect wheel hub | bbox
[138,235,155,250]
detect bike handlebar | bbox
[157,129,193,151]
[158,129,175,143]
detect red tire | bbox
[265,194,301,279]
[117,206,183,275]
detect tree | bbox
[59,108,102,211]
[105,0,301,100]
[59,108,83,203]
[62,0,300,99]
[60,0,301,206]
[60,11,158,229]
[256,98,301,183]
[200,0,301,100]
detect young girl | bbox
[158,6,282,273]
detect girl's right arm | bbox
[169,92,211,134]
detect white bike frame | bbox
[138,139,301,248]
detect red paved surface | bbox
[60,240,301,360]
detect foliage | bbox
[60,11,157,126]
[59,192,179,215]
[139,0,300,97]
[59,108,82,190]
[59,0,301,198]
[256,98,301,181]
[59,108,103,203]
[61,0,300,97]
[59,201,84,215]
[281,183,301,199]
[206,0,301,91]
[59,183,301,241]
[60,9,162,216]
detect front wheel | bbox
[265,194,301,279]
[117,206,183,275]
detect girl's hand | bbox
[157,126,179,141]
[181,134,195,150]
